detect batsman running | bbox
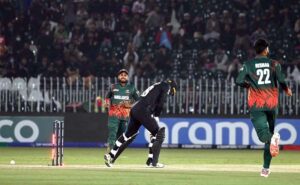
[105,69,139,152]
[104,80,177,168]
[236,38,292,177]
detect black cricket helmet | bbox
[166,79,177,96]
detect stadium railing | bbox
[0,77,298,116]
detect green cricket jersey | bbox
[236,56,289,111]
[106,83,139,119]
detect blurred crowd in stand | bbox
[0,0,300,82]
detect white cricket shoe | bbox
[104,154,113,167]
[270,133,280,157]
[148,162,165,168]
[260,168,271,177]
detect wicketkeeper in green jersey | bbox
[236,38,292,177]
[105,69,139,152]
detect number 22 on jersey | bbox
[256,68,271,85]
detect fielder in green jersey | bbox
[105,69,139,151]
[236,39,292,177]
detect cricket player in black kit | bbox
[104,80,177,168]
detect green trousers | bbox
[250,110,277,168]
[107,116,128,150]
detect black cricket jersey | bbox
[133,81,169,117]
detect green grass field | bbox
[0,147,299,185]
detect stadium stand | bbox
[0,0,299,80]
